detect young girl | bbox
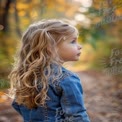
[9,19,90,122]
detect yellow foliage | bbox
[113,0,122,8]
[19,10,26,16]
[30,10,38,18]
[65,6,78,17]
[57,0,66,6]
[0,92,9,103]
[17,3,29,10]
[21,19,30,25]
[46,0,55,9]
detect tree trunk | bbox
[14,0,22,37]
[0,0,12,32]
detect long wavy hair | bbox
[9,19,78,109]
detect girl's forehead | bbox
[73,31,79,37]
[63,33,78,42]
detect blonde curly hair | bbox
[9,19,78,109]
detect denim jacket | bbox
[12,66,90,122]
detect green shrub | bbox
[0,79,10,90]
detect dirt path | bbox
[77,70,122,122]
[0,70,121,122]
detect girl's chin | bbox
[63,57,80,62]
[71,58,80,61]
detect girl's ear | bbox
[63,37,66,40]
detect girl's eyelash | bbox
[71,40,76,43]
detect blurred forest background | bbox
[0,0,122,80]
[0,0,122,122]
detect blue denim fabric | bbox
[12,66,90,122]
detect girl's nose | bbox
[78,44,82,50]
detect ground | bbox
[77,70,122,122]
[0,70,121,122]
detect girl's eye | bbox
[71,40,76,43]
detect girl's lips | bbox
[77,53,81,56]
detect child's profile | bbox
[9,19,90,122]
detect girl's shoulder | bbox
[61,66,80,80]
[49,64,81,87]
[50,64,79,79]
[59,67,83,93]
[49,65,83,95]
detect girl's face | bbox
[57,33,82,62]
